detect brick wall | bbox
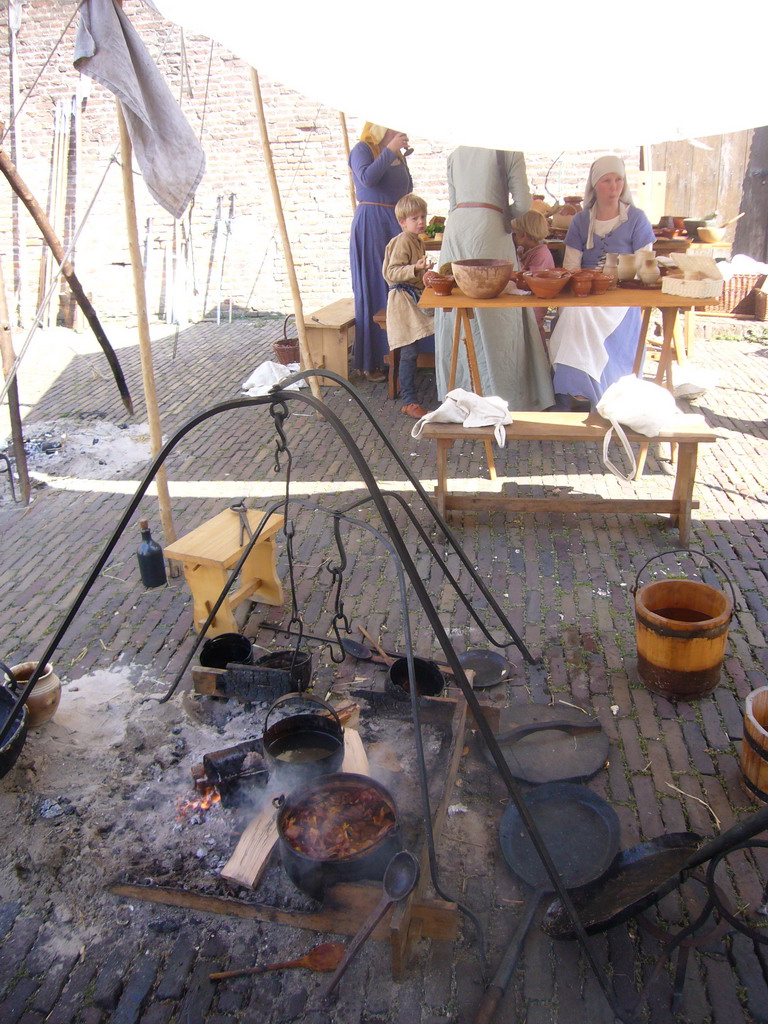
[0,1,638,326]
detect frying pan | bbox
[473,782,620,1024]
[542,800,768,939]
[458,649,512,689]
[480,704,609,784]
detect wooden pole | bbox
[249,68,321,402]
[115,102,176,547]
[0,144,133,412]
[339,112,357,215]
[0,255,31,503]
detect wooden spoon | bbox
[358,625,395,665]
[210,942,345,981]
[718,211,745,229]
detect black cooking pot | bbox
[274,772,402,899]
[262,692,344,787]
[387,656,445,701]
[199,633,254,669]
[0,662,29,780]
[253,649,312,693]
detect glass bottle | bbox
[137,519,167,588]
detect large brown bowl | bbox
[522,270,571,300]
[451,259,515,299]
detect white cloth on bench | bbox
[411,388,513,446]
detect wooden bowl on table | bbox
[451,259,515,299]
[521,270,571,300]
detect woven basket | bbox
[273,315,300,365]
[703,274,766,316]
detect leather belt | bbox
[454,202,504,213]
[358,201,395,208]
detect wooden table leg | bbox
[633,307,653,375]
[635,306,682,479]
[185,562,240,636]
[241,535,284,606]
[434,438,452,517]
[448,309,462,390]
[684,308,696,358]
[458,309,497,481]
[670,441,698,545]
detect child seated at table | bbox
[512,209,555,347]
[382,193,435,418]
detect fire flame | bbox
[176,786,221,821]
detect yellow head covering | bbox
[359,122,388,158]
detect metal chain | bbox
[327,515,350,663]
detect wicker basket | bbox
[702,274,767,317]
[273,315,300,365]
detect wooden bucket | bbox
[741,687,768,802]
[634,551,733,701]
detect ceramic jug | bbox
[603,253,619,288]
[638,256,661,285]
[616,253,638,282]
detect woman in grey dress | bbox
[435,147,554,410]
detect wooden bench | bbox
[417,411,720,545]
[373,308,435,400]
[163,508,285,636]
[303,297,355,384]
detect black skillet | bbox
[473,782,621,1024]
[458,649,512,689]
[542,800,768,938]
[480,703,609,784]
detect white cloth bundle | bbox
[411,388,513,446]
[596,374,680,480]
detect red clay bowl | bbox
[589,272,612,295]
[522,270,571,300]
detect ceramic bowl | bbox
[522,270,571,300]
[569,272,593,297]
[451,259,515,299]
[589,272,612,295]
[426,273,455,297]
[696,225,726,244]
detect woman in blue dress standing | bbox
[549,155,656,408]
[349,123,413,380]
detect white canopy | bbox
[148,0,766,150]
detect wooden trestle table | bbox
[418,285,702,479]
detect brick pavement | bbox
[0,315,767,1022]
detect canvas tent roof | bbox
[148,0,767,150]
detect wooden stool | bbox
[374,308,436,400]
[164,508,284,636]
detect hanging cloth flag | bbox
[74,0,205,219]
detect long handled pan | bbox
[542,801,768,939]
[473,782,621,1024]
[259,621,372,660]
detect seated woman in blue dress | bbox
[548,155,655,409]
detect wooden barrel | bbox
[741,687,768,802]
[635,579,732,700]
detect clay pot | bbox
[451,259,515,299]
[617,253,639,282]
[10,661,61,728]
[424,272,455,297]
[570,272,593,297]
[521,270,571,300]
[638,257,661,285]
[589,272,612,295]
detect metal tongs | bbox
[229,499,252,546]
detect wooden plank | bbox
[441,496,697,515]
[304,296,355,328]
[109,882,457,941]
[220,802,279,889]
[418,413,719,445]
[164,510,284,568]
[389,695,467,977]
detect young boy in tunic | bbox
[381,194,435,418]
[512,209,555,346]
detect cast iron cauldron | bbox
[254,649,312,693]
[0,662,29,779]
[387,656,445,701]
[274,772,402,899]
[199,633,254,669]
[262,692,344,786]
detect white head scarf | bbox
[582,155,635,249]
